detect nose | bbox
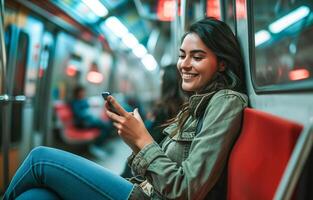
[179,56,192,71]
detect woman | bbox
[3,17,248,200]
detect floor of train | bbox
[52,134,132,176]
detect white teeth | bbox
[182,73,197,79]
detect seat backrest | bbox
[54,103,73,125]
[227,108,303,200]
[53,102,100,144]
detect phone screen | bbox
[101,92,110,101]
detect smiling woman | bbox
[3,17,248,200]
[178,33,220,92]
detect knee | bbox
[29,146,53,159]
[16,188,60,200]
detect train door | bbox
[33,31,55,146]
[5,25,28,145]
[0,9,28,193]
[1,5,46,193]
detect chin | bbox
[182,85,195,92]
[182,82,200,92]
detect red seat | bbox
[227,108,303,200]
[54,102,100,144]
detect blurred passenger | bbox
[121,64,185,178]
[70,85,112,157]
[4,17,248,200]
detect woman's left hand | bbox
[105,95,154,153]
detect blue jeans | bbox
[3,146,134,200]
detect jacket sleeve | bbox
[129,93,248,199]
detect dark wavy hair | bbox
[160,64,184,115]
[150,64,185,140]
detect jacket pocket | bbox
[170,130,195,161]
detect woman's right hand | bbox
[105,96,154,153]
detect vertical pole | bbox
[180,0,187,32]
[0,0,9,191]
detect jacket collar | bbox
[188,72,228,118]
[163,90,216,139]
[189,91,216,118]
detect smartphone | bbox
[101,92,111,101]
[101,92,119,114]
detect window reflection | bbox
[253,0,312,87]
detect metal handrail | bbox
[0,0,6,93]
[0,0,9,191]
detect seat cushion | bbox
[54,102,100,144]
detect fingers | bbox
[106,110,124,123]
[113,122,121,131]
[104,101,110,111]
[107,95,128,116]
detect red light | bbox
[66,65,77,77]
[98,35,105,42]
[157,0,178,21]
[38,67,44,78]
[206,0,221,19]
[87,71,103,84]
[236,0,247,19]
[289,68,310,81]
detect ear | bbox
[218,61,226,72]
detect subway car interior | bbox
[0,0,313,199]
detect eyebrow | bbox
[179,49,207,54]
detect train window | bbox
[253,0,313,91]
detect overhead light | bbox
[82,0,108,17]
[255,30,271,47]
[141,54,158,71]
[76,2,99,23]
[122,33,139,49]
[104,16,128,38]
[86,62,104,84]
[269,6,310,34]
[87,71,103,84]
[132,44,147,58]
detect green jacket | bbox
[128,89,248,200]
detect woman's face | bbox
[177,33,218,92]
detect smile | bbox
[182,73,198,79]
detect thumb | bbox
[133,108,144,123]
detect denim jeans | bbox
[15,188,60,200]
[3,146,134,200]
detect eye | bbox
[178,54,185,59]
[193,56,203,61]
